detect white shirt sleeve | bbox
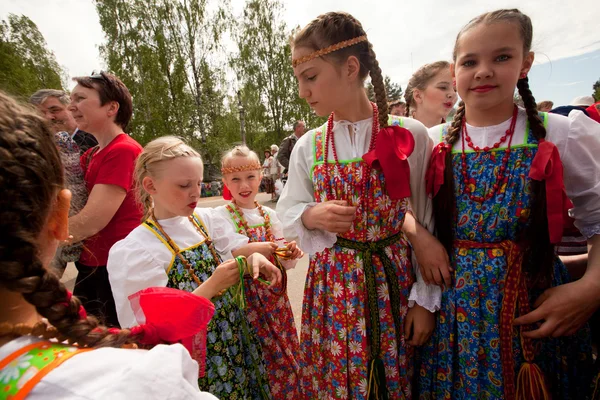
[276,129,338,254]
[400,117,441,312]
[548,110,600,238]
[107,234,169,328]
[194,207,249,260]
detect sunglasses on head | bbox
[89,70,107,80]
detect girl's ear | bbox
[142,176,157,195]
[413,89,423,104]
[450,63,456,78]
[345,55,361,82]
[521,51,534,76]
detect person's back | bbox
[0,91,216,399]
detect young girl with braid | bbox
[418,9,600,399]
[107,136,280,399]
[277,11,444,399]
[215,145,304,398]
[0,92,218,399]
[404,61,457,128]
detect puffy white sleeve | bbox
[402,118,441,312]
[554,110,600,238]
[276,131,338,254]
[107,236,168,328]
[267,207,298,270]
[194,207,249,260]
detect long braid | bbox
[517,77,554,286]
[366,43,389,128]
[433,102,464,252]
[0,91,141,348]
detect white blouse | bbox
[276,115,441,312]
[0,336,217,399]
[214,204,298,270]
[429,108,600,239]
[107,207,249,328]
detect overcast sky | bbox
[2,0,599,106]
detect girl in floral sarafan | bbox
[216,145,304,399]
[418,9,600,400]
[277,11,445,399]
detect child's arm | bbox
[402,119,444,313]
[514,111,600,337]
[405,304,436,346]
[232,242,278,259]
[195,208,249,261]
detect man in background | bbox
[278,120,305,173]
[30,89,97,153]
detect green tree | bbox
[95,0,234,164]
[366,75,403,103]
[593,79,600,102]
[0,14,65,98]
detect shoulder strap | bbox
[0,341,90,400]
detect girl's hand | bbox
[412,231,452,288]
[285,241,304,260]
[194,259,240,299]
[247,253,282,287]
[301,200,356,233]
[513,278,600,338]
[248,241,278,258]
[404,304,435,346]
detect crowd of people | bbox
[1,7,600,400]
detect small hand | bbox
[513,278,600,338]
[412,231,452,287]
[284,241,304,260]
[249,241,278,258]
[302,200,356,233]
[404,304,435,346]
[247,253,282,287]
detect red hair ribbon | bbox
[363,125,414,199]
[528,139,573,244]
[222,184,233,200]
[62,290,88,320]
[128,287,215,377]
[425,142,451,197]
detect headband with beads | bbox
[221,162,262,175]
[292,35,368,68]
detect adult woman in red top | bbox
[67,72,143,327]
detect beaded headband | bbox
[221,162,262,174]
[292,35,368,68]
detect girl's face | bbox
[222,156,261,208]
[144,156,203,219]
[69,84,118,133]
[453,22,533,112]
[292,46,361,117]
[414,68,457,120]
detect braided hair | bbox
[434,9,553,284]
[0,91,140,347]
[292,12,389,128]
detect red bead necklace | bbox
[231,201,276,242]
[324,103,379,241]
[460,105,518,203]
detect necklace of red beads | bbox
[460,105,518,203]
[231,201,276,242]
[324,102,379,241]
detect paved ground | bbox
[60,192,308,333]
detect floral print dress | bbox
[417,117,593,399]
[299,120,415,399]
[225,205,302,399]
[143,214,272,399]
